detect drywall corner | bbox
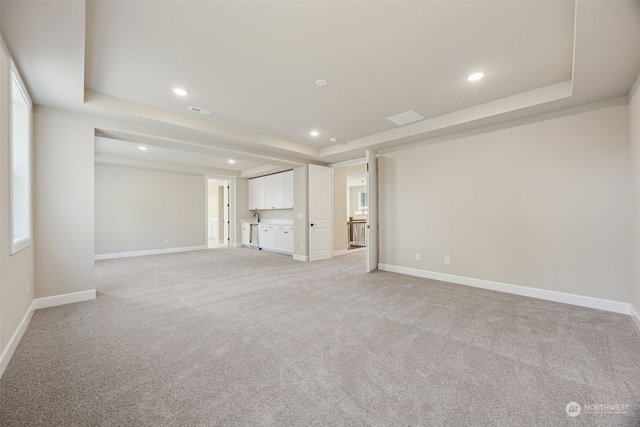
[34,107,95,298]
[630,73,640,327]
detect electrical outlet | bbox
[27,281,30,294]
[284,213,288,218]
[415,253,421,261]
[164,239,169,244]
[300,243,303,249]
[444,257,450,264]
[298,213,303,219]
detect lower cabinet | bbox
[258,224,293,254]
[275,226,294,254]
[241,223,251,246]
[258,225,276,250]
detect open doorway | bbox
[207,178,230,249]
[332,162,367,257]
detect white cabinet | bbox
[264,174,277,209]
[241,223,251,246]
[275,226,294,254]
[248,178,262,210]
[248,170,294,210]
[283,170,293,208]
[258,224,276,250]
[258,224,293,254]
[273,172,285,209]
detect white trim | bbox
[32,290,96,310]
[94,245,207,260]
[293,254,308,262]
[334,247,366,257]
[631,304,640,333]
[378,264,631,315]
[328,157,366,168]
[1,290,97,378]
[0,301,34,379]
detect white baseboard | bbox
[95,245,207,260]
[333,248,367,257]
[0,301,35,379]
[33,289,96,310]
[630,304,640,333]
[0,289,97,379]
[293,254,309,262]
[378,264,631,315]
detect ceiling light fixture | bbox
[466,71,486,82]
[330,137,338,143]
[138,146,147,151]
[315,79,328,87]
[172,87,189,96]
[228,159,235,164]
[187,106,212,116]
[310,130,320,137]
[386,110,425,126]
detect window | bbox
[10,64,32,254]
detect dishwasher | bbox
[250,224,259,248]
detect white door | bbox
[223,182,229,246]
[309,164,332,261]
[366,150,378,272]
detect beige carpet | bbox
[1,248,639,426]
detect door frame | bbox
[204,175,234,247]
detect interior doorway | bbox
[332,161,368,259]
[207,178,230,249]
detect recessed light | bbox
[315,79,328,87]
[330,137,338,143]
[172,87,189,96]
[466,71,485,82]
[310,130,320,137]
[228,159,235,164]
[140,156,155,161]
[138,146,147,151]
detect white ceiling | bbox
[1,1,639,174]
[95,136,261,173]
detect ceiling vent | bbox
[188,106,212,116]
[386,109,425,126]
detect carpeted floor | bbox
[1,248,639,426]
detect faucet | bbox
[253,211,260,223]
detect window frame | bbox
[9,60,33,255]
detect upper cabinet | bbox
[249,170,294,210]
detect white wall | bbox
[333,167,348,252]
[293,165,308,260]
[95,164,206,255]
[379,103,632,303]
[34,107,94,298]
[233,177,251,246]
[0,33,34,364]
[629,74,640,323]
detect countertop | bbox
[241,219,294,226]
